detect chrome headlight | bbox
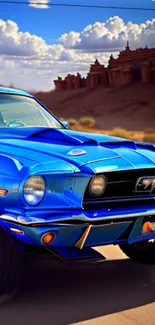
[23,176,45,205]
[89,175,106,196]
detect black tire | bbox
[0,227,24,304]
[119,240,155,264]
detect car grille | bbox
[83,168,155,210]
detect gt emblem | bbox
[135,177,155,194]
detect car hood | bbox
[0,127,155,173]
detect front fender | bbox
[0,153,22,177]
[26,160,80,176]
[0,154,23,213]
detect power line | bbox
[0,1,155,11]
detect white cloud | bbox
[0,16,155,90]
[29,0,49,9]
[59,16,155,51]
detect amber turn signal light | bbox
[0,188,8,196]
[41,232,55,245]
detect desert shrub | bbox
[68,119,78,127]
[79,117,95,128]
[109,128,129,139]
[71,124,83,131]
[143,134,155,143]
[144,128,155,134]
[131,136,141,142]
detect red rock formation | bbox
[65,74,74,90]
[54,76,63,90]
[151,66,155,84]
[54,42,155,90]
[123,66,133,85]
[141,62,151,84]
[87,59,108,89]
[73,73,81,89]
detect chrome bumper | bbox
[1,210,155,247]
[1,208,155,225]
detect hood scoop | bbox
[1,127,155,153]
[27,129,144,151]
[27,129,139,149]
[100,140,137,150]
[100,140,155,152]
[28,128,99,146]
[136,142,155,151]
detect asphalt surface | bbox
[0,245,155,325]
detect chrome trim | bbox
[80,155,121,167]
[70,210,155,222]
[83,196,155,204]
[10,228,24,235]
[1,208,155,225]
[135,176,155,194]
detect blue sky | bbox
[0,0,154,43]
[0,0,154,90]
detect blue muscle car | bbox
[0,87,155,302]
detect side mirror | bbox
[61,121,69,128]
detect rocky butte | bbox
[54,42,155,91]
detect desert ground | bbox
[35,83,155,131]
[0,245,155,325]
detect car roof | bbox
[0,87,33,97]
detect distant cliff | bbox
[54,44,155,91]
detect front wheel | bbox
[119,240,155,264]
[0,228,24,304]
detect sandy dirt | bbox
[35,83,155,130]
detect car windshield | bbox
[0,94,64,129]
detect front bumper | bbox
[1,207,155,247]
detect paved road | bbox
[0,245,155,325]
